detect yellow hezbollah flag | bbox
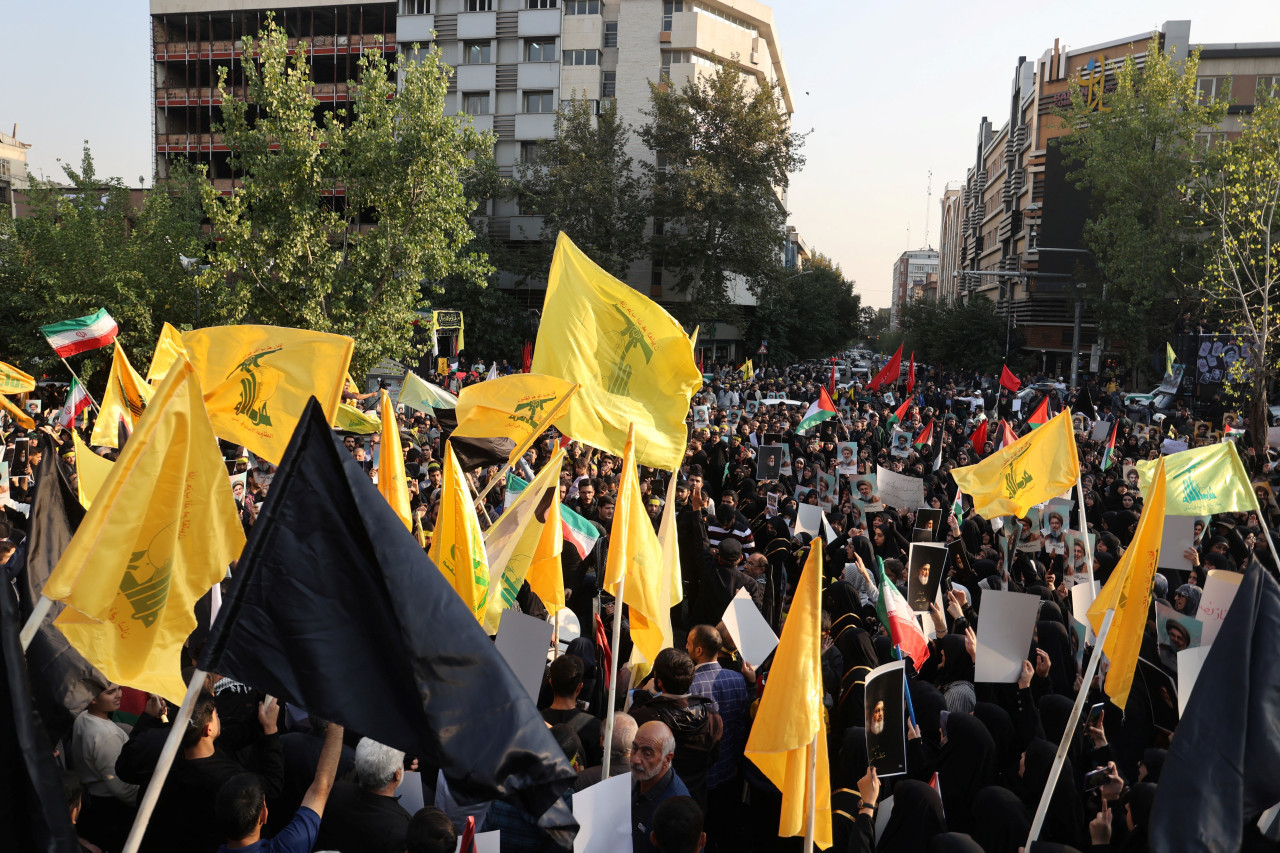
[1135,442,1254,517]
[741,359,754,381]
[951,409,1080,520]
[603,426,665,663]
[429,443,491,622]
[0,394,34,429]
[181,325,354,465]
[42,360,245,701]
[1088,457,1167,710]
[454,373,579,465]
[480,448,565,634]
[333,402,381,434]
[72,431,113,510]
[525,485,565,613]
[377,390,412,531]
[146,322,188,385]
[0,361,35,394]
[531,233,701,471]
[630,461,687,680]
[746,538,833,848]
[90,344,154,449]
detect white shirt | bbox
[71,712,138,803]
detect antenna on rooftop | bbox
[924,169,933,249]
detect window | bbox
[563,49,599,66]
[1196,76,1231,105]
[526,39,556,62]
[662,0,685,32]
[1193,131,1228,150]
[1258,76,1280,99]
[465,0,492,10]
[527,0,558,7]
[602,70,616,97]
[565,0,599,13]
[401,0,429,14]
[462,92,490,114]
[520,141,542,164]
[464,40,491,63]
[653,217,665,235]
[603,21,617,48]
[524,91,555,113]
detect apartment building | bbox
[888,248,938,331]
[938,20,1280,376]
[150,0,795,360]
[0,126,31,218]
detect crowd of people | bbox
[3,348,1280,853]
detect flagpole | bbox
[802,731,818,852]
[121,667,208,853]
[470,385,580,511]
[1075,477,1095,586]
[600,572,626,780]
[1026,608,1115,848]
[18,595,53,651]
[58,356,102,414]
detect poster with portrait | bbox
[815,471,836,510]
[756,446,783,482]
[744,399,759,416]
[728,408,742,425]
[864,660,907,778]
[1121,464,1142,492]
[1155,602,1204,655]
[25,399,42,415]
[229,471,248,505]
[907,542,949,613]
[836,441,858,473]
[851,472,882,513]
[692,406,710,430]
[913,508,944,542]
[778,443,793,477]
[889,427,912,459]
[1135,657,1180,734]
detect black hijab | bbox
[973,701,1020,787]
[907,678,947,747]
[826,581,863,623]
[935,713,996,835]
[928,833,983,853]
[1021,738,1087,850]
[1035,621,1075,696]
[971,785,1030,853]
[876,779,947,853]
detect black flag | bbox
[21,438,85,616]
[1071,386,1098,422]
[0,547,81,853]
[201,399,578,846]
[1150,564,1280,849]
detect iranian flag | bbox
[1100,420,1118,471]
[57,377,92,428]
[876,561,930,669]
[40,309,118,358]
[506,472,600,558]
[798,386,837,432]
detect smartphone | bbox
[1083,767,1110,791]
[1085,702,1105,729]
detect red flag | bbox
[698,349,705,374]
[521,341,533,373]
[998,419,1018,449]
[907,352,916,393]
[868,344,903,390]
[1027,395,1051,428]
[969,419,989,454]
[999,365,1021,392]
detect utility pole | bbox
[1034,247,1100,390]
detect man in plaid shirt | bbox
[686,624,750,851]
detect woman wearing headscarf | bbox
[1172,583,1202,616]
[1021,738,1088,850]
[927,834,983,853]
[934,633,976,714]
[1137,747,1166,783]
[1035,620,1076,697]
[934,713,996,835]
[875,779,947,853]
[971,785,1031,853]
[973,701,1021,788]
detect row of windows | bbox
[661,49,720,71]
[463,36,613,64]
[661,1,757,35]
[1196,75,1280,106]
[460,89,615,115]
[404,0,613,13]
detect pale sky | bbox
[6,1,1279,308]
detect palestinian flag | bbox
[952,485,965,525]
[876,559,929,669]
[998,419,1018,449]
[506,472,600,558]
[969,419,988,454]
[887,396,911,428]
[1100,420,1118,471]
[798,386,838,432]
[1026,395,1051,428]
[56,377,92,429]
[40,309,118,358]
[914,418,934,449]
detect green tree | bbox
[640,61,805,325]
[199,22,494,374]
[1057,38,1227,380]
[748,254,861,364]
[897,296,1023,375]
[1189,89,1280,460]
[0,147,205,380]
[511,98,648,280]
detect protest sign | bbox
[795,503,822,538]
[876,465,924,511]
[1196,569,1243,646]
[974,590,1041,683]
[1176,646,1211,717]
[1158,516,1197,570]
[573,772,632,853]
[495,611,555,703]
[1070,582,1101,644]
[906,542,947,613]
[864,660,907,777]
[721,588,780,669]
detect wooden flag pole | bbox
[803,731,819,852]
[18,594,53,651]
[599,573,626,780]
[1075,477,1096,586]
[121,667,208,853]
[1026,608,1115,848]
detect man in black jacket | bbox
[629,649,722,810]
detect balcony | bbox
[518,8,561,37]
[154,34,394,62]
[397,14,435,43]
[514,112,556,140]
[517,61,561,90]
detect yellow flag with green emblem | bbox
[1089,457,1167,709]
[90,344,153,449]
[181,325,353,464]
[146,322,189,385]
[453,373,579,465]
[745,536,833,848]
[333,403,381,434]
[377,390,412,531]
[0,361,35,394]
[525,485,565,613]
[42,359,245,701]
[531,233,701,471]
[1135,442,1254,516]
[429,443,491,622]
[950,409,1080,520]
[603,426,665,663]
[72,431,113,509]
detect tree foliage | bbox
[640,61,804,325]
[1057,39,1226,376]
[1190,89,1280,459]
[0,148,206,381]
[747,254,861,364]
[198,22,494,374]
[896,296,1025,375]
[511,98,648,280]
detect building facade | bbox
[0,126,31,219]
[149,0,796,361]
[889,248,938,331]
[938,21,1280,377]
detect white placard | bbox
[400,769,426,814]
[573,771,632,853]
[1070,582,1101,645]
[875,794,895,841]
[1091,420,1111,441]
[495,611,555,703]
[974,590,1042,683]
[1157,516,1197,570]
[1196,569,1243,647]
[1176,646,1212,718]
[722,588,780,669]
[795,503,823,538]
[876,465,925,511]
[1162,439,1189,455]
